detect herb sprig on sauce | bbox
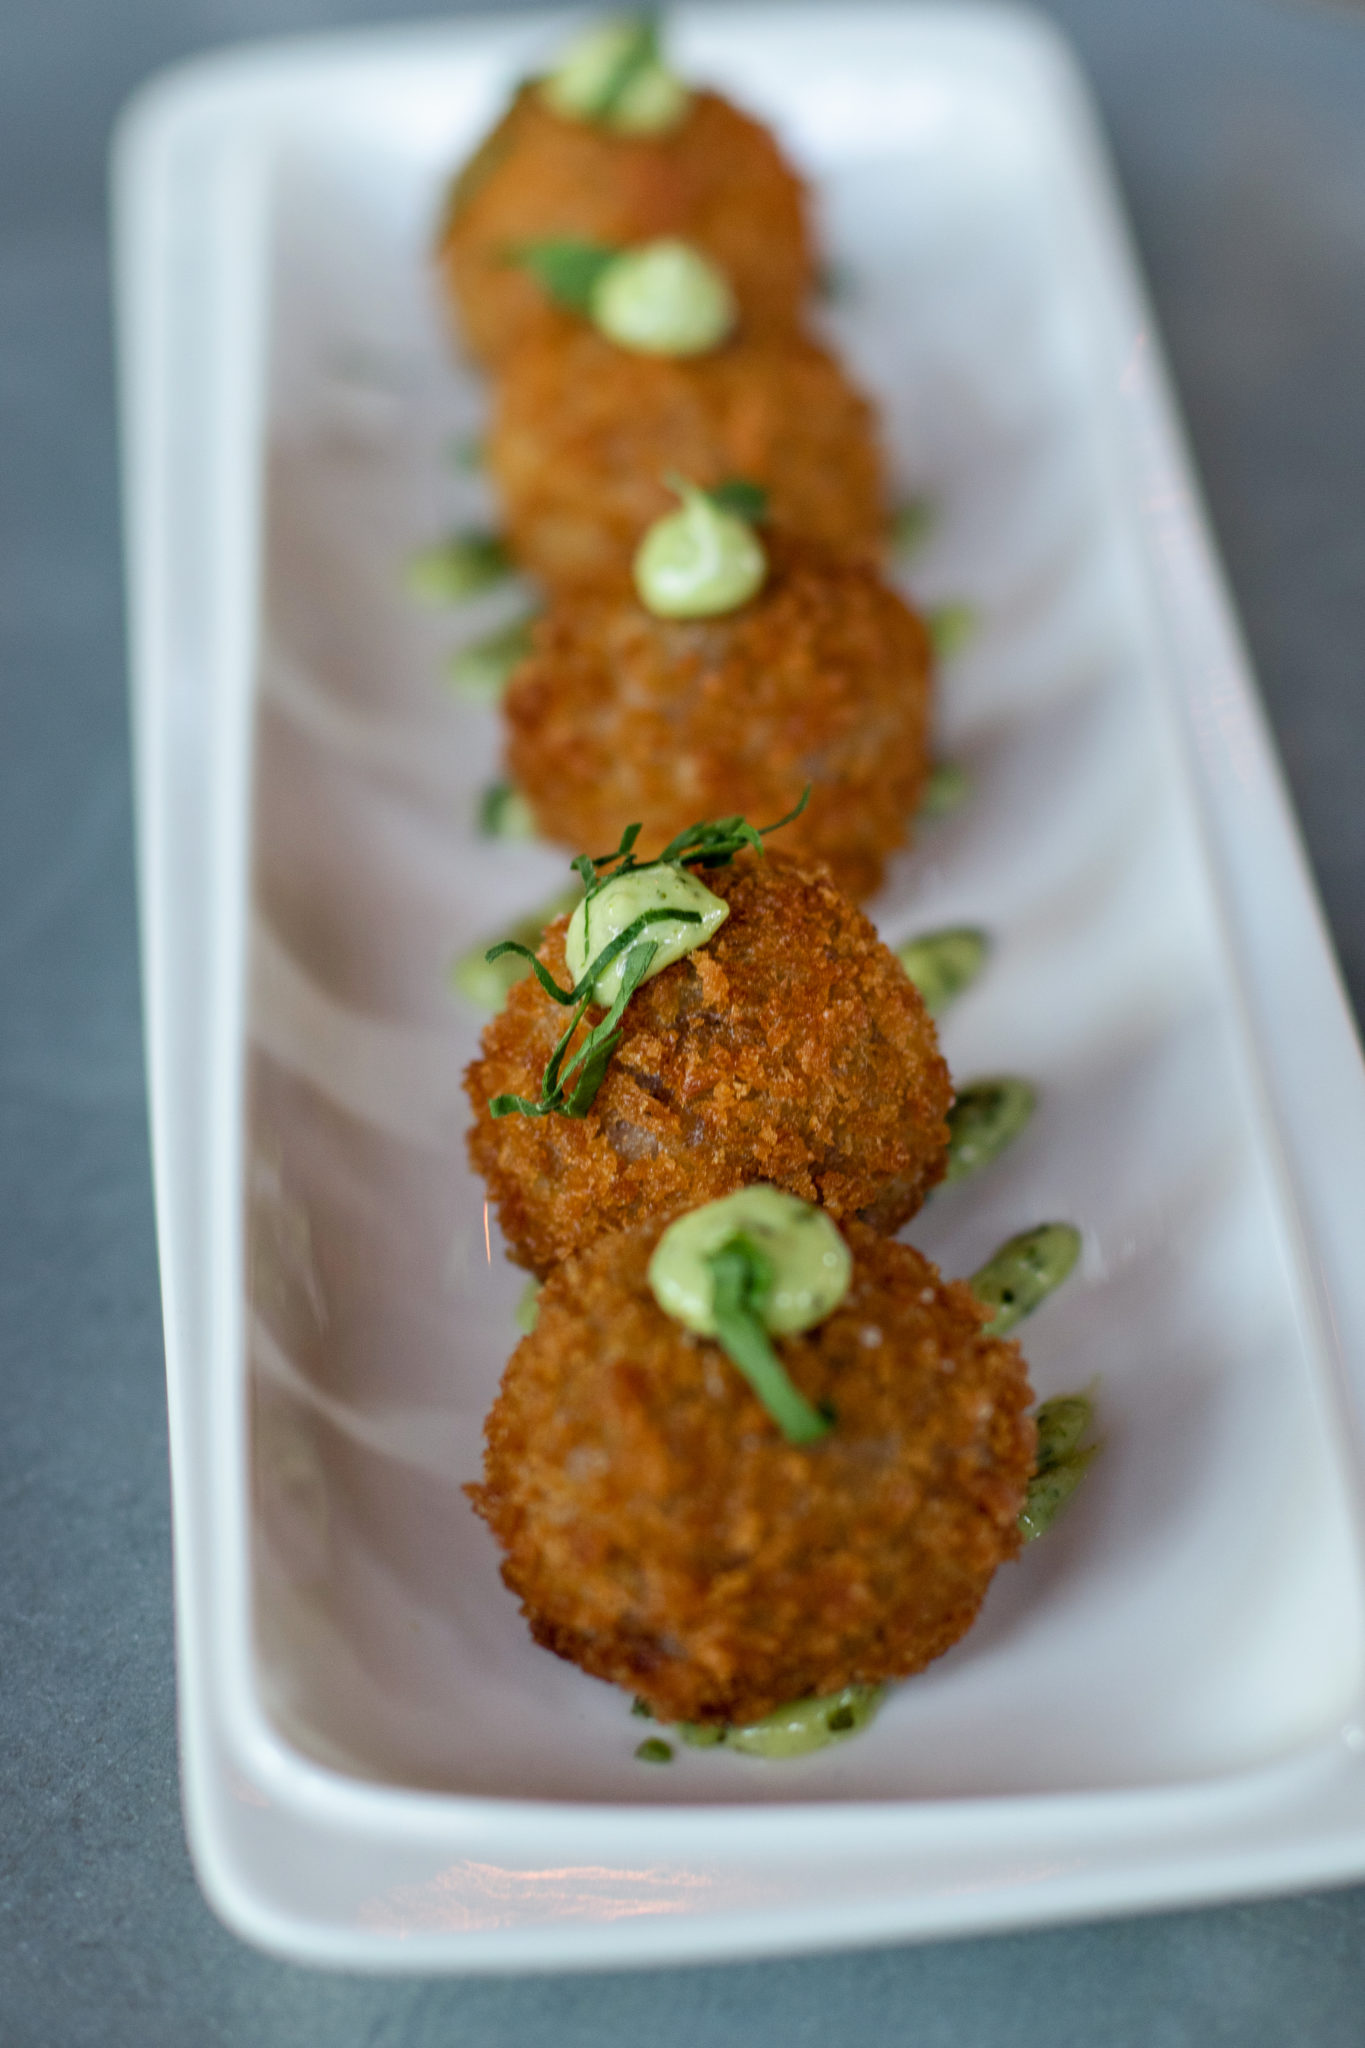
[572,786,807,903]
[485,790,808,1122]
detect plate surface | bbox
[115,1,1365,1970]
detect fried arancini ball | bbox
[487,325,887,590]
[465,852,952,1277]
[468,1220,1036,1725]
[504,534,933,902]
[439,85,814,367]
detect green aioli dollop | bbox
[566,864,728,1005]
[634,478,767,618]
[540,16,691,135]
[592,240,736,356]
[648,1186,852,1337]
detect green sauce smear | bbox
[1021,1389,1100,1541]
[676,1684,885,1760]
[896,926,989,1016]
[406,531,511,604]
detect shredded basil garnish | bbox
[706,1236,832,1445]
[485,791,808,1122]
[486,915,690,1119]
[571,786,808,906]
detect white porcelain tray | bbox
[115,2,1365,1971]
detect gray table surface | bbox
[5,0,1365,2039]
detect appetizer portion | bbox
[465,842,952,1275]
[505,504,933,901]
[438,15,814,367]
[487,320,887,589]
[469,1207,1036,1726]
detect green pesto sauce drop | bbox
[918,759,971,820]
[634,478,767,618]
[928,601,977,658]
[449,886,580,1012]
[566,864,728,1004]
[406,531,510,603]
[944,1076,1037,1184]
[678,1684,885,1760]
[592,240,736,356]
[971,1223,1082,1338]
[514,1278,542,1336]
[1020,1388,1100,1542]
[896,926,989,1016]
[478,782,538,841]
[648,1185,852,1338]
[447,615,536,704]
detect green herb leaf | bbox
[634,1737,674,1764]
[489,929,668,1119]
[706,1236,832,1445]
[576,788,809,911]
[706,477,769,523]
[506,237,620,313]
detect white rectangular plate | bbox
[115,1,1365,1971]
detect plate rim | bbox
[113,0,1365,1969]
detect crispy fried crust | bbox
[469,1221,1036,1724]
[464,852,952,1276]
[438,86,815,368]
[487,325,887,590]
[505,534,933,901]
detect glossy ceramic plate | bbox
[114,2,1365,1971]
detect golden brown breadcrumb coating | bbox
[465,852,951,1276]
[438,85,814,367]
[487,324,887,591]
[505,533,933,901]
[468,1220,1036,1725]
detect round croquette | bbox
[465,852,952,1276]
[505,534,934,901]
[487,325,887,590]
[439,85,814,367]
[468,1220,1037,1725]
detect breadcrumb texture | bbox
[465,852,952,1276]
[506,534,933,901]
[488,324,887,590]
[438,85,814,367]
[469,1221,1037,1724]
